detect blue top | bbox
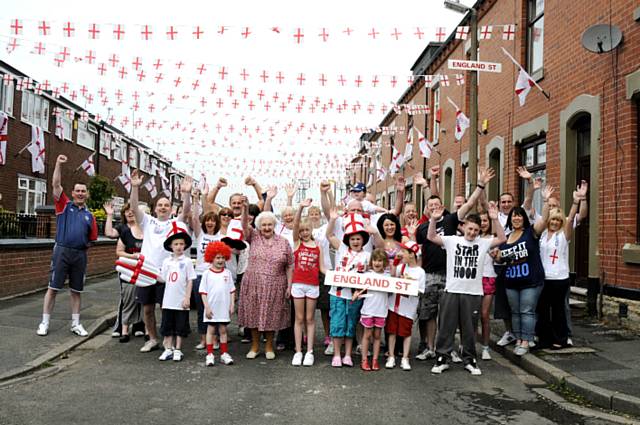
[54,192,98,250]
[498,227,544,289]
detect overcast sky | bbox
[0,0,468,209]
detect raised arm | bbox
[517,166,537,213]
[457,167,495,220]
[534,185,554,235]
[263,185,277,214]
[240,195,250,238]
[177,176,193,223]
[319,181,333,221]
[427,204,445,247]
[429,165,440,197]
[326,208,341,250]
[565,185,583,242]
[245,176,264,210]
[129,170,145,224]
[293,198,312,243]
[390,176,406,217]
[576,180,588,224]
[52,154,66,200]
[103,200,119,238]
[487,202,506,247]
[191,189,202,238]
[205,177,226,214]
[284,182,297,207]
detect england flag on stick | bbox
[118,162,132,193]
[144,177,158,198]
[447,97,469,141]
[416,129,433,159]
[28,125,46,173]
[389,145,404,175]
[81,154,95,176]
[0,112,8,165]
[501,47,549,106]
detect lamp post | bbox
[444,0,478,189]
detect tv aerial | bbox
[581,24,623,53]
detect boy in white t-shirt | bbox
[349,182,387,216]
[200,241,236,366]
[428,204,505,376]
[157,226,196,362]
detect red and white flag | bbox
[118,162,132,192]
[143,177,158,198]
[81,154,95,176]
[403,128,414,162]
[159,171,171,197]
[455,110,470,141]
[375,158,387,181]
[28,125,46,173]
[389,145,404,175]
[416,129,433,159]
[0,112,8,165]
[55,111,64,139]
[515,68,535,106]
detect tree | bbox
[87,175,116,212]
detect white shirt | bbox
[360,272,390,318]
[334,212,384,254]
[195,232,222,274]
[388,264,425,320]
[329,244,370,300]
[441,236,493,296]
[199,268,236,322]
[140,214,182,270]
[276,221,294,249]
[482,243,498,278]
[313,223,333,272]
[539,230,570,280]
[160,255,196,310]
[498,212,511,236]
[361,199,381,215]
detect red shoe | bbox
[361,358,371,371]
[371,358,380,371]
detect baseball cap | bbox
[350,182,366,193]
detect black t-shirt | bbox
[416,211,460,274]
[119,225,143,254]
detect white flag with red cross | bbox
[118,162,132,192]
[55,111,64,139]
[403,128,414,162]
[515,68,535,106]
[144,177,158,198]
[0,111,8,165]
[389,145,404,175]
[28,125,46,173]
[416,129,433,159]
[81,154,95,176]
[454,110,470,141]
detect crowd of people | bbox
[36,157,589,376]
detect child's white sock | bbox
[71,314,80,326]
[42,313,51,325]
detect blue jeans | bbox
[506,286,542,342]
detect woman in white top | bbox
[536,185,583,349]
[478,208,499,360]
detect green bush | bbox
[87,175,116,212]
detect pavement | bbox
[1,275,639,420]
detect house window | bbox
[444,167,453,210]
[17,176,47,214]
[77,121,95,150]
[20,91,49,130]
[129,145,139,168]
[113,139,123,162]
[0,77,14,116]
[519,137,547,215]
[527,0,544,76]
[432,85,441,144]
[139,150,148,172]
[57,112,73,141]
[99,132,111,158]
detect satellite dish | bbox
[581,24,623,53]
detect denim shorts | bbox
[329,295,363,338]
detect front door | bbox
[574,117,590,285]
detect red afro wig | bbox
[204,241,232,263]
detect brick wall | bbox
[0,238,117,298]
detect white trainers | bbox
[303,352,314,366]
[324,343,334,356]
[385,356,396,369]
[497,331,517,347]
[220,352,234,365]
[566,337,573,347]
[415,348,436,361]
[292,352,303,366]
[172,349,184,361]
[37,322,49,336]
[70,324,88,337]
[431,356,450,374]
[140,340,160,353]
[481,346,492,361]
[450,350,463,363]
[400,357,411,371]
[195,343,206,350]
[111,331,121,338]
[158,348,174,361]
[464,360,482,376]
[205,353,215,366]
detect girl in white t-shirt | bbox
[200,241,236,366]
[478,209,499,361]
[352,249,389,372]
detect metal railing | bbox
[0,211,50,239]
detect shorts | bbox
[160,309,191,338]
[360,315,386,328]
[316,273,330,311]
[206,322,230,327]
[385,310,413,338]
[291,283,320,299]
[329,295,363,338]
[136,282,165,305]
[482,277,496,295]
[48,245,88,293]
[493,266,511,320]
[418,273,445,321]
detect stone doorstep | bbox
[538,347,596,355]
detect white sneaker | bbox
[140,340,159,353]
[37,322,49,336]
[220,352,234,365]
[134,330,145,337]
[205,353,215,366]
[172,349,184,361]
[400,358,411,371]
[111,331,121,338]
[70,324,88,337]
[431,356,450,374]
[464,360,482,376]
[195,343,206,350]
[291,352,303,366]
[481,347,492,361]
[450,350,462,363]
[158,348,174,361]
[303,352,314,366]
[497,331,516,347]
[385,356,396,369]
[415,348,436,361]
[566,337,573,347]
[324,343,334,356]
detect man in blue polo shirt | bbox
[37,155,98,337]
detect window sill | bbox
[20,118,50,133]
[622,243,640,265]
[531,67,544,83]
[1,111,15,119]
[76,143,96,152]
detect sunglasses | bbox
[219,212,233,217]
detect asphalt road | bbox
[0,331,624,425]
